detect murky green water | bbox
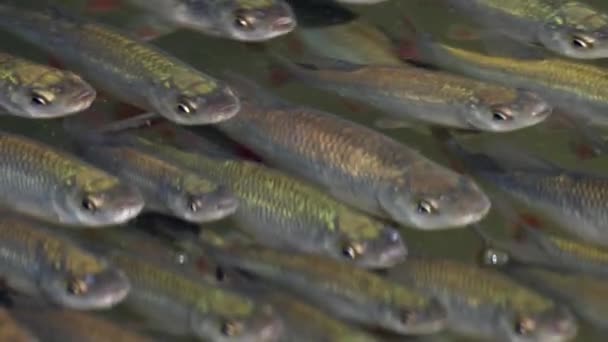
[3,0,608,340]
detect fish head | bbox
[8,71,95,118]
[153,82,240,125]
[166,182,239,223]
[498,307,578,342]
[466,90,552,132]
[190,302,284,341]
[217,0,296,42]
[379,297,447,335]
[40,267,130,310]
[538,18,608,59]
[378,166,491,230]
[332,219,407,268]
[57,178,144,227]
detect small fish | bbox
[123,0,296,42]
[0,213,130,310]
[110,133,406,268]
[0,131,143,227]
[107,249,284,341]
[72,133,238,223]
[0,5,239,125]
[435,130,608,246]
[412,35,608,125]
[217,74,490,230]
[446,0,608,59]
[11,306,152,342]
[387,257,578,342]
[0,52,95,118]
[475,200,608,278]
[295,19,403,66]
[0,308,37,342]
[209,245,447,335]
[505,266,608,331]
[272,55,551,131]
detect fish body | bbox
[0,213,130,309]
[119,135,406,268]
[0,308,37,342]
[296,19,402,65]
[417,37,608,125]
[446,0,608,59]
[0,131,143,227]
[74,135,238,223]
[11,307,151,342]
[445,137,608,246]
[0,5,239,125]
[217,76,490,230]
[108,249,284,341]
[506,266,608,331]
[127,0,296,41]
[209,245,447,335]
[0,52,95,118]
[387,258,577,342]
[276,57,551,131]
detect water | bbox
[2,0,608,340]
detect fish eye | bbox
[400,309,415,324]
[174,252,188,265]
[215,266,226,282]
[234,11,255,31]
[515,317,537,335]
[176,97,197,116]
[81,197,97,212]
[188,197,202,212]
[30,91,50,106]
[571,35,594,49]
[491,108,512,121]
[480,248,509,266]
[341,242,364,260]
[66,276,89,296]
[416,200,436,215]
[221,320,243,336]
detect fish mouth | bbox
[271,17,296,32]
[68,87,97,111]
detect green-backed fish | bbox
[0,131,144,227]
[0,52,95,118]
[107,133,406,268]
[125,0,296,42]
[0,5,239,125]
[72,133,238,223]
[504,266,608,331]
[436,131,608,246]
[0,213,130,310]
[0,308,37,342]
[295,19,403,65]
[11,306,152,342]
[446,0,608,59]
[414,35,608,125]
[273,55,551,131]
[208,245,447,335]
[107,249,284,341]
[216,75,490,230]
[387,258,578,342]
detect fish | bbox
[10,306,152,342]
[412,35,608,126]
[386,257,578,342]
[106,249,284,341]
[504,266,608,331]
[216,74,491,230]
[0,5,239,125]
[0,52,95,118]
[271,55,552,131]
[208,245,447,335]
[0,308,37,342]
[103,132,406,268]
[71,133,238,223]
[0,213,130,310]
[124,0,296,42]
[295,19,403,66]
[435,130,608,246]
[0,131,144,227]
[445,0,608,59]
